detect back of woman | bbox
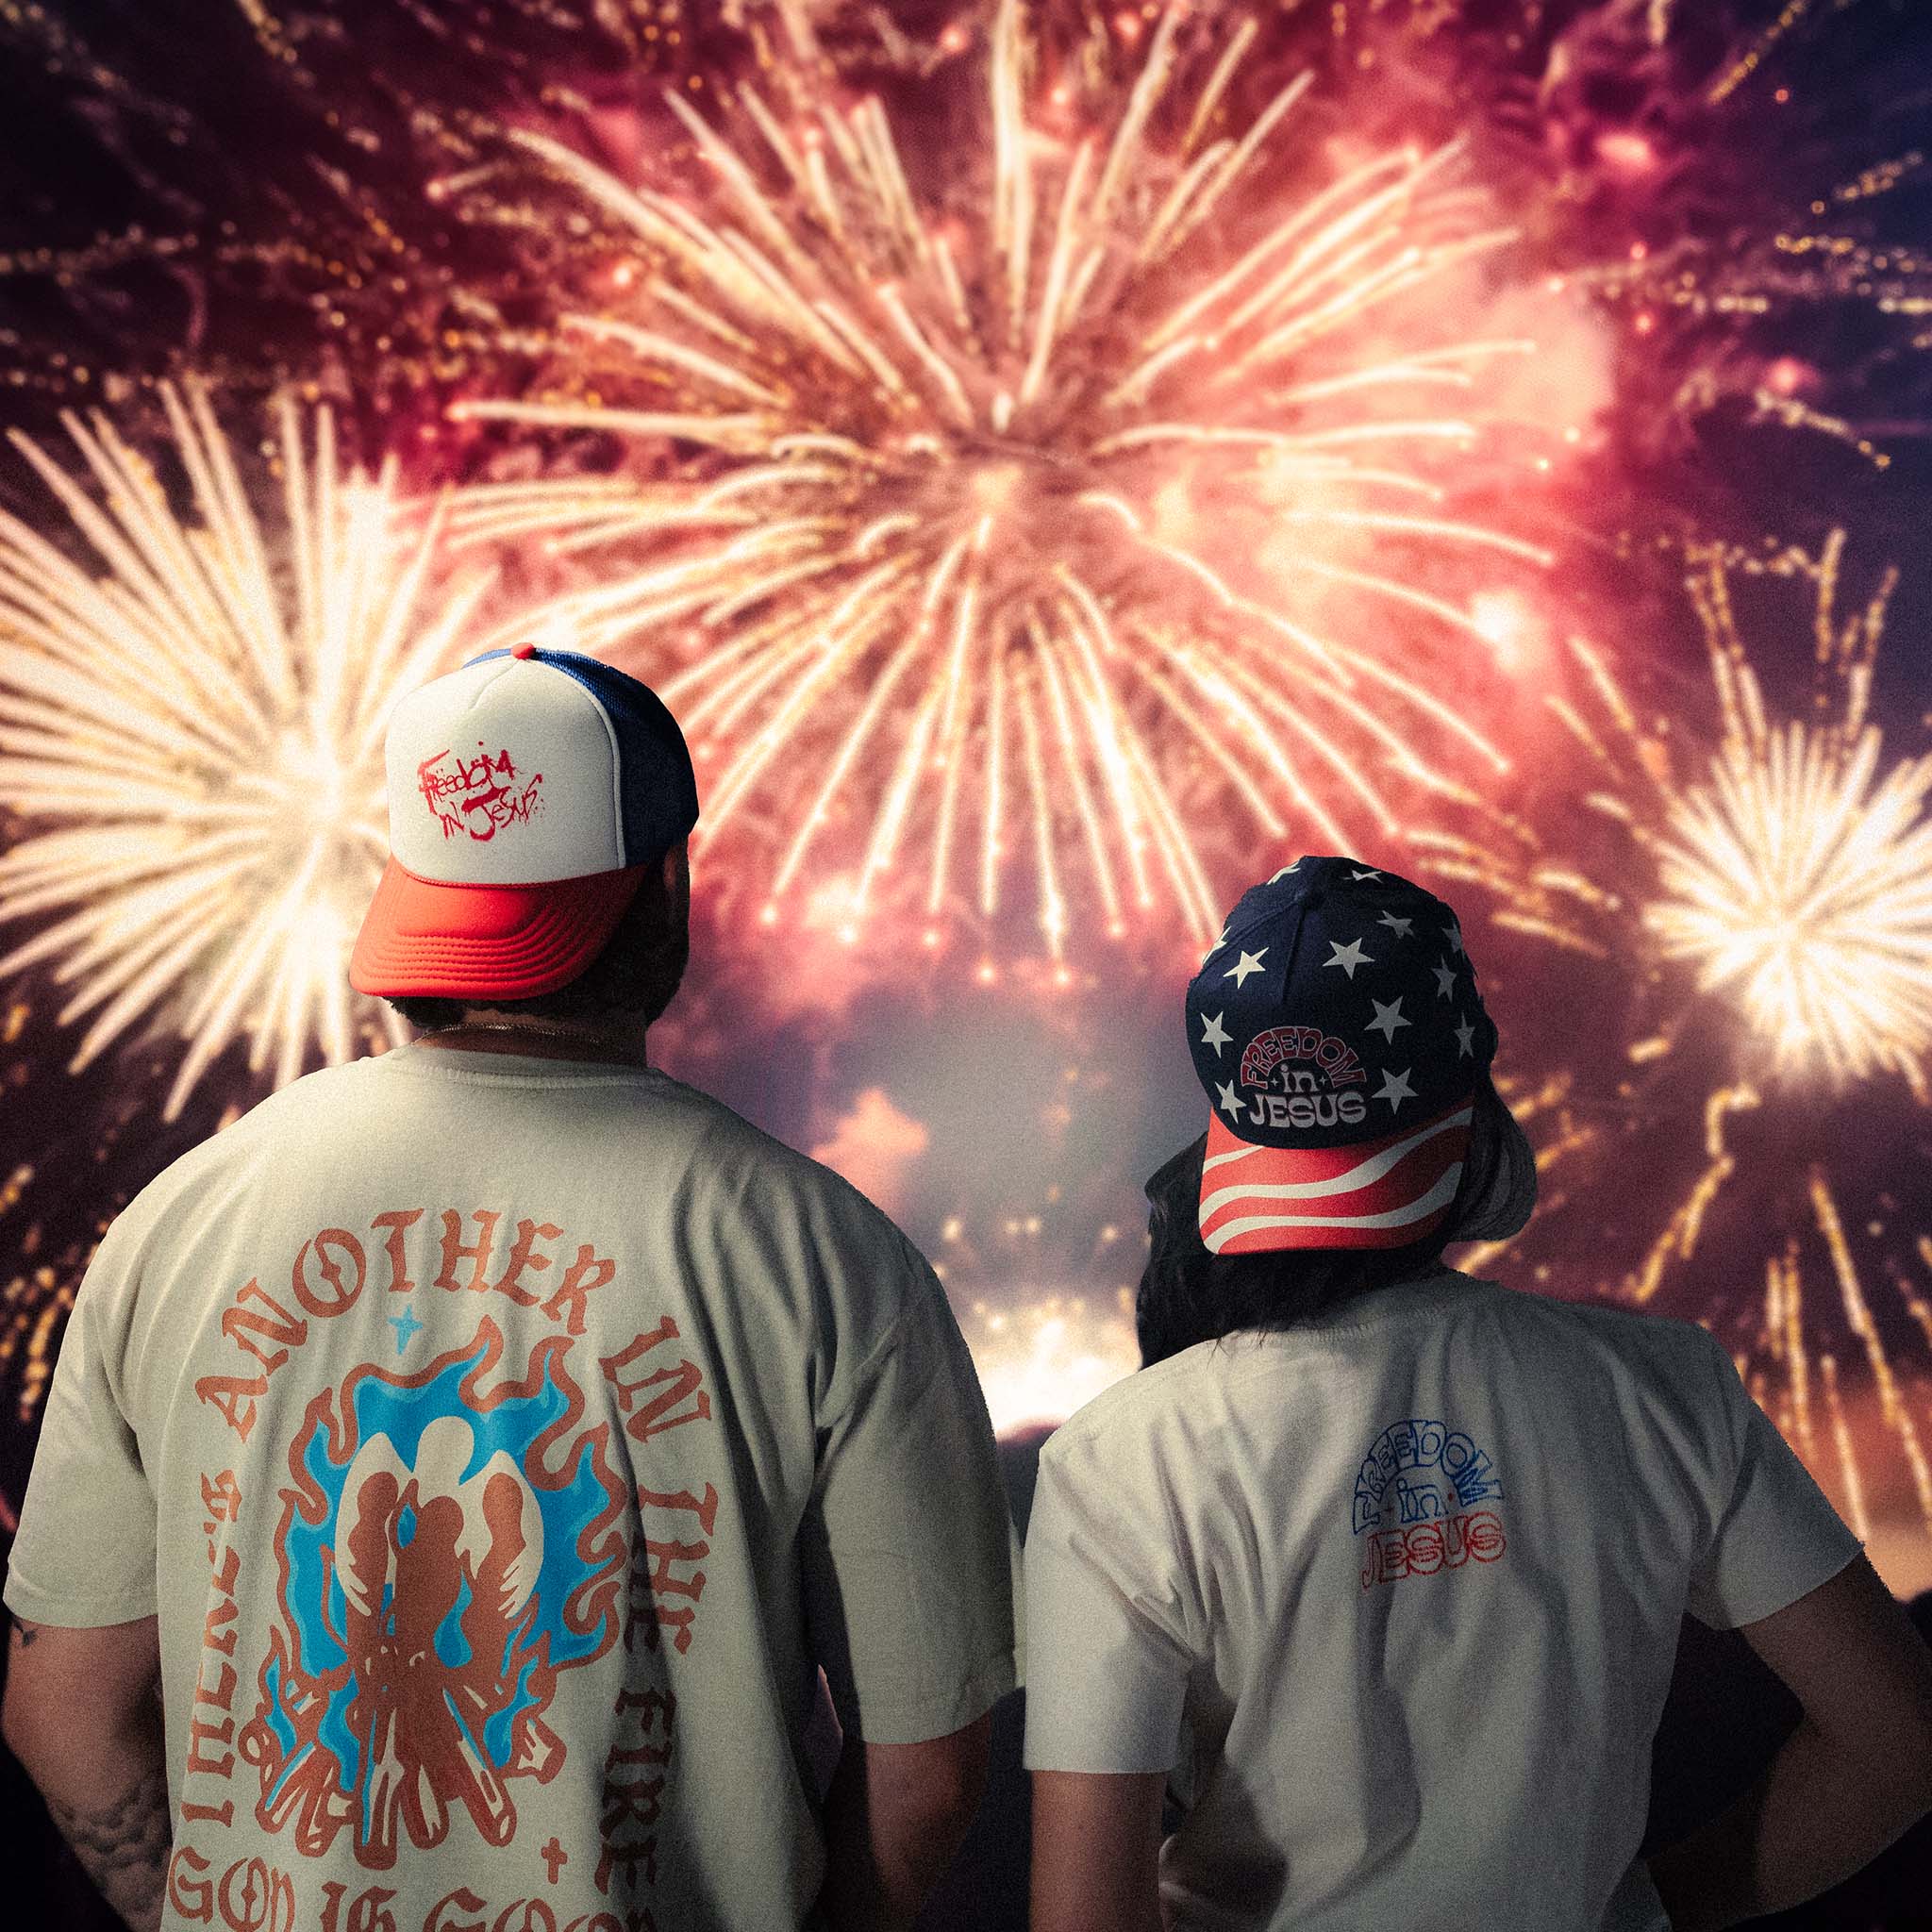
[1026,1262,1855,1929]
[1021,858,1891,1932]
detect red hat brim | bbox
[349,856,652,1000]
[1198,1099,1473,1254]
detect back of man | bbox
[8,1043,1015,1929]
[5,643,1019,1932]
[1025,1262,1862,1930]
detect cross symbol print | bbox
[541,1837,569,1884]
[388,1305,424,1354]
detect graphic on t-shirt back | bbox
[239,1320,629,1869]
[1352,1416,1507,1591]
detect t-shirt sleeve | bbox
[1684,1328,1863,1630]
[1022,1423,1194,1774]
[799,1233,1018,1744]
[4,1235,158,1626]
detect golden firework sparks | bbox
[1646,550,1931,1098]
[0,384,497,1118]
[449,0,1581,957]
[1433,533,1930,1097]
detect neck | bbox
[416,1010,652,1070]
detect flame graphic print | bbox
[239,1321,629,1869]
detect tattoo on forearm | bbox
[12,1618,41,1646]
[46,1763,171,1932]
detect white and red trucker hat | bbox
[349,643,699,1001]
[1185,857,1500,1255]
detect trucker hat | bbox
[1185,856,1500,1255]
[349,642,699,1001]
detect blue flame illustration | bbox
[264,1326,619,1799]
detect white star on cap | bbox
[1349,868,1382,882]
[1444,922,1465,956]
[1224,948,1268,987]
[1431,958,1457,998]
[1201,941,1223,966]
[1374,1067,1417,1112]
[1324,937,1373,979]
[1367,996,1409,1042]
[1269,861,1301,883]
[1453,1016,1476,1058]
[1376,912,1413,939]
[1201,1011,1231,1056]
[1215,1078,1245,1120]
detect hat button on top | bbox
[511,641,538,659]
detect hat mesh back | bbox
[539,652,700,866]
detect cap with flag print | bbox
[349,642,699,1001]
[1185,857,1499,1254]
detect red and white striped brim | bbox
[1198,1099,1473,1254]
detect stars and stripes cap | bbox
[349,643,699,1001]
[1185,857,1498,1254]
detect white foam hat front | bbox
[384,652,627,885]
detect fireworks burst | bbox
[1416,533,1932,1547]
[450,0,1589,956]
[1439,533,1929,1098]
[1647,558,1932,1098]
[0,383,497,1118]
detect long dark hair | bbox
[1135,1074,1528,1367]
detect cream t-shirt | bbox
[7,1042,1019,1932]
[1023,1267,1862,1932]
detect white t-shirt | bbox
[1023,1265,1862,1932]
[7,1042,1019,1932]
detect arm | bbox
[3,1614,170,1932]
[817,1712,992,1932]
[795,1219,1017,1929]
[1647,1554,1932,1932]
[1021,1429,1192,1932]
[1030,1769,1168,1932]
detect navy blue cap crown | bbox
[462,645,699,863]
[1185,856,1497,1150]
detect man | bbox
[1024,857,1932,1932]
[5,643,1019,1932]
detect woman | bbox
[1024,856,1932,1932]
